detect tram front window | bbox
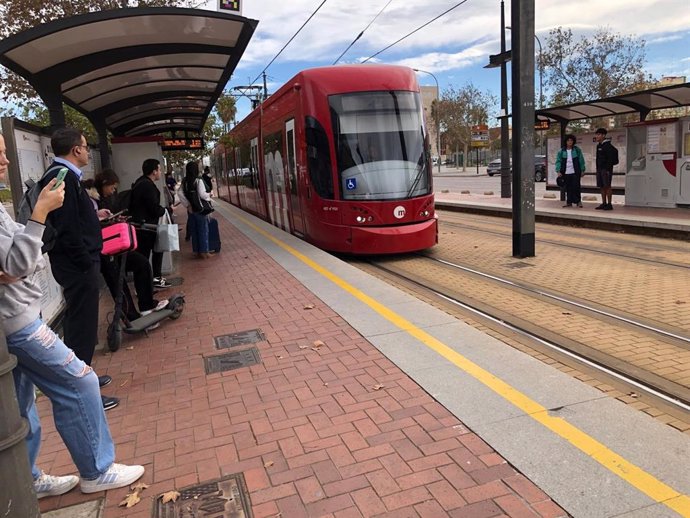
[330,91,430,201]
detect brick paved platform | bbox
[35,206,567,518]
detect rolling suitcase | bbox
[101,222,138,256]
[208,216,221,253]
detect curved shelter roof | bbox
[536,82,690,124]
[0,7,257,137]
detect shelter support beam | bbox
[94,121,111,170]
[510,0,535,257]
[41,88,65,132]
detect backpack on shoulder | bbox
[16,166,62,253]
[611,145,619,166]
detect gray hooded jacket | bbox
[0,203,47,335]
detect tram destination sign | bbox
[161,138,204,151]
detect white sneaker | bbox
[140,299,169,316]
[34,471,79,499]
[80,463,145,494]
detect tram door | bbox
[285,119,305,235]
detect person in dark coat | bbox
[595,128,618,211]
[129,158,170,288]
[41,127,118,410]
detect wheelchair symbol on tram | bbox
[346,178,357,190]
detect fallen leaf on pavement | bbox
[126,346,135,350]
[119,492,141,508]
[372,384,384,390]
[264,460,274,468]
[312,340,325,348]
[131,482,149,492]
[298,345,309,350]
[119,379,128,387]
[160,490,181,504]
[303,304,315,310]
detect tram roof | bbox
[0,7,257,137]
[536,82,690,124]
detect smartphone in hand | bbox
[51,167,68,190]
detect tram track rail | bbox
[438,211,690,270]
[350,254,690,422]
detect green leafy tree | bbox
[539,27,655,106]
[215,93,237,134]
[435,83,496,171]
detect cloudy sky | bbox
[201,0,690,121]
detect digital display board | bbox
[161,138,204,151]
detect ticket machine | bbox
[625,119,683,207]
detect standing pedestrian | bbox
[41,128,119,410]
[555,134,585,208]
[129,158,171,288]
[594,128,618,210]
[179,162,212,259]
[0,132,145,499]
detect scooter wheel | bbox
[107,323,122,352]
[169,298,185,320]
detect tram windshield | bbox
[330,91,430,201]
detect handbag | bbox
[556,175,566,187]
[154,211,180,252]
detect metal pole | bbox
[511,0,535,257]
[0,327,40,518]
[535,33,544,154]
[413,69,441,174]
[499,0,511,198]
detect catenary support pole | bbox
[510,0,536,257]
[499,0,511,198]
[0,327,40,518]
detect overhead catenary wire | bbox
[246,0,329,91]
[361,0,472,63]
[332,0,395,65]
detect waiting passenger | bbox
[179,161,212,259]
[555,134,585,208]
[0,132,145,499]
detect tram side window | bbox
[305,116,334,200]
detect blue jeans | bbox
[189,212,209,253]
[8,319,115,480]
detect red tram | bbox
[212,64,437,254]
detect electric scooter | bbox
[106,222,185,352]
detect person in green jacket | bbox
[555,134,586,208]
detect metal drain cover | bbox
[504,262,534,269]
[204,348,261,374]
[214,329,265,349]
[153,473,252,517]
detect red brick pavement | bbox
[37,208,568,517]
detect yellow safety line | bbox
[236,213,690,517]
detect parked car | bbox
[0,183,7,190]
[486,155,547,182]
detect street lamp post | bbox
[413,68,441,174]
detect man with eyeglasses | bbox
[42,127,119,410]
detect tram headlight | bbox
[420,210,430,217]
[356,216,366,223]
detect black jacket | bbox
[129,175,166,225]
[596,140,617,173]
[43,162,102,272]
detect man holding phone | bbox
[42,128,119,410]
